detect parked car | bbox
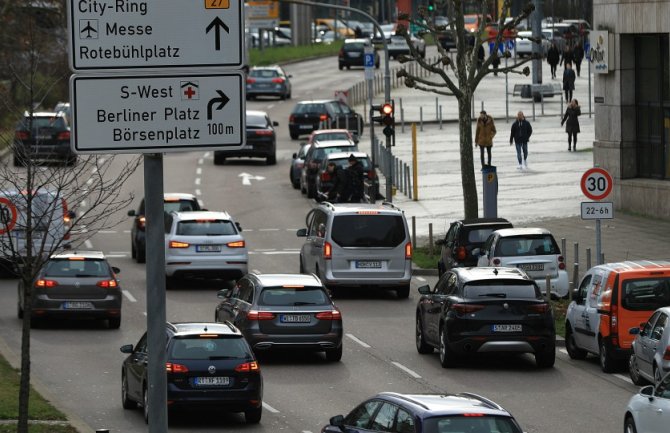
[315,151,378,203]
[307,129,356,145]
[214,273,343,361]
[475,228,569,298]
[297,202,412,298]
[321,392,525,433]
[127,193,202,264]
[164,211,248,289]
[415,267,555,368]
[120,322,263,424]
[290,143,311,189]
[387,32,426,59]
[338,38,380,70]
[629,306,670,385]
[300,140,357,198]
[515,30,552,57]
[564,260,670,373]
[18,251,122,328]
[13,111,76,166]
[624,371,670,433]
[436,218,513,276]
[289,100,363,140]
[245,65,292,100]
[214,110,278,165]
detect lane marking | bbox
[195,178,201,185]
[262,402,279,413]
[84,240,93,248]
[122,290,137,303]
[86,179,93,185]
[204,152,211,158]
[255,249,276,252]
[98,230,116,234]
[614,374,633,385]
[392,361,421,379]
[251,251,299,255]
[195,189,202,196]
[267,104,275,109]
[105,254,127,258]
[198,158,204,165]
[109,251,128,254]
[416,276,426,282]
[123,230,131,234]
[142,312,147,316]
[197,199,204,208]
[92,166,98,174]
[559,348,568,355]
[99,158,106,164]
[259,228,280,232]
[196,167,202,175]
[252,269,261,274]
[81,200,87,208]
[346,333,371,348]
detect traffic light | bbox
[371,102,395,137]
[427,1,435,12]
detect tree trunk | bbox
[18,273,32,433]
[458,94,479,219]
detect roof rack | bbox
[457,392,503,411]
[381,201,401,211]
[379,392,430,411]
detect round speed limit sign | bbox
[580,167,613,201]
[0,197,18,235]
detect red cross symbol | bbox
[184,86,196,99]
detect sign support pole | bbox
[144,153,167,433]
[595,218,602,265]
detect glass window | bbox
[258,286,330,306]
[169,336,249,360]
[345,400,381,428]
[176,220,237,236]
[445,223,458,245]
[164,199,199,213]
[246,113,270,128]
[621,277,670,311]
[310,210,328,238]
[464,280,541,299]
[329,157,370,170]
[237,279,254,304]
[656,373,670,399]
[643,311,661,337]
[395,409,415,433]
[249,69,279,78]
[435,272,451,295]
[43,259,110,277]
[577,275,592,304]
[466,228,499,244]
[19,116,67,131]
[293,103,326,114]
[135,334,148,353]
[331,215,406,248]
[425,415,522,433]
[495,234,560,257]
[313,132,350,141]
[651,313,668,340]
[370,403,397,432]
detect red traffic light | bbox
[380,103,393,115]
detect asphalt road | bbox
[0,52,638,433]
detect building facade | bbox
[593,0,670,218]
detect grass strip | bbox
[0,424,78,433]
[249,41,343,66]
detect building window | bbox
[634,34,670,179]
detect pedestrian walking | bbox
[509,111,533,170]
[477,45,485,71]
[344,154,365,203]
[474,110,496,167]
[573,42,584,77]
[562,62,576,102]
[561,99,581,152]
[491,53,501,76]
[560,45,574,68]
[547,43,560,79]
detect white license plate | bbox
[63,301,94,310]
[299,124,313,129]
[492,324,522,332]
[194,376,230,386]
[518,264,544,271]
[281,314,311,323]
[196,245,221,252]
[356,260,382,269]
[348,52,361,57]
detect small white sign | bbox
[70,72,245,153]
[589,31,611,74]
[581,202,614,220]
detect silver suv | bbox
[296,202,412,298]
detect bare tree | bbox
[396,0,537,218]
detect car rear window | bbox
[331,215,406,248]
[313,132,350,141]
[247,113,268,127]
[176,220,237,236]
[170,336,249,360]
[621,277,670,311]
[43,259,109,277]
[424,415,522,433]
[464,280,540,299]
[249,69,279,78]
[496,234,560,257]
[258,286,330,306]
[466,227,507,244]
[164,199,199,213]
[18,116,66,131]
[293,103,326,114]
[344,42,365,50]
[329,157,371,170]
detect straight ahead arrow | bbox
[206,17,230,51]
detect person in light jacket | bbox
[474,110,496,167]
[561,99,581,151]
[509,111,533,169]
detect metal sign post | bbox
[364,46,375,167]
[580,168,614,266]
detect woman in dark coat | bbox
[561,99,581,151]
[562,62,576,102]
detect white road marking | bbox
[91,166,98,174]
[267,104,275,109]
[392,361,421,379]
[98,230,116,234]
[194,178,201,185]
[302,431,313,433]
[346,333,371,348]
[109,251,128,254]
[196,167,202,175]
[252,269,261,274]
[143,312,147,316]
[122,290,137,303]
[84,240,93,248]
[254,251,299,255]
[204,152,211,158]
[559,348,568,355]
[262,402,279,413]
[259,228,280,232]
[255,249,276,252]
[80,200,87,208]
[416,276,426,282]
[198,158,204,165]
[105,254,127,258]
[195,189,202,196]
[239,172,265,186]
[123,230,131,233]
[197,199,204,208]
[614,374,633,385]
[86,179,93,185]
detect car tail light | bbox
[271,77,285,84]
[558,255,565,270]
[289,115,295,122]
[35,279,58,288]
[246,78,256,84]
[235,361,260,372]
[137,216,146,230]
[166,363,189,373]
[663,346,670,361]
[456,246,467,261]
[321,172,331,182]
[405,242,412,259]
[452,303,485,315]
[57,131,70,140]
[15,131,30,140]
[492,258,501,266]
[367,170,377,180]
[227,240,245,248]
[169,240,190,248]
[62,199,72,240]
[323,241,332,259]
[463,413,485,417]
[315,310,342,320]
[255,130,274,136]
[97,279,118,288]
[319,114,328,121]
[246,310,275,320]
[526,303,550,314]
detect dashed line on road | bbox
[81,200,87,208]
[346,333,371,348]
[262,402,279,413]
[198,158,204,165]
[196,167,202,175]
[106,254,127,258]
[259,228,280,232]
[559,348,568,355]
[392,361,421,379]
[614,374,633,385]
[267,104,275,109]
[194,178,201,185]
[416,276,426,282]
[84,240,93,248]
[122,290,137,303]
[108,251,127,255]
[98,230,116,234]
[249,250,299,255]
[86,178,93,185]
[204,152,211,158]
[195,189,202,196]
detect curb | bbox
[412,267,439,276]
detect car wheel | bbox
[266,154,277,165]
[565,326,587,360]
[599,339,616,373]
[245,405,262,424]
[396,285,410,299]
[306,181,316,199]
[629,353,647,385]
[325,345,343,362]
[654,363,662,384]
[439,326,456,368]
[535,343,556,368]
[213,153,226,165]
[121,372,137,409]
[415,315,433,354]
[143,385,149,424]
[338,63,343,70]
[136,248,146,264]
[624,416,637,433]
[108,317,121,329]
[290,132,299,140]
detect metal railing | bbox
[371,135,413,199]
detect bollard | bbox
[428,223,434,256]
[586,248,591,270]
[532,97,536,121]
[541,92,544,115]
[545,275,551,301]
[480,100,484,114]
[561,238,567,264]
[572,242,580,291]
[439,105,443,130]
[401,108,405,133]
[436,97,439,121]
[420,106,423,132]
[568,281,573,302]
[405,164,412,199]
[412,216,417,250]
[601,253,605,264]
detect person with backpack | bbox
[324,162,347,202]
[344,154,365,203]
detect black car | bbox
[120,322,263,424]
[13,111,76,166]
[127,193,201,263]
[215,273,343,361]
[300,140,357,198]
[321,391,525,433]
[338,38,379,70]
[289,100,363,140]
[415,267,556,368]
[214,110,278,165]
[436,218,513,276]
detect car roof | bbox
[344,38,371,44]
[325,151,368,160]
[321,202,404,214]
[164,193,197,201]
[24,111,65,118]
[453,266,531,283]
[458,218,512,227]
[246,110,268,117]
[251,273,323,287]
[295,99,337,105]
[172,210,232,221]
[50,250,106,260]
[591,260,670,274]
[312,140,355,148]
[493,227,551,237]
[377,392,511,417]
[312,129,350,135]
[167,322,241,337]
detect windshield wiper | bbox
[207,356,240,360]
[293,302,318,306]
[478,293,507,298]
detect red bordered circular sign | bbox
[580,167,613,201]
[0,197,18,235]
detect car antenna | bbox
[493,268,498,275]
[203,326,208,332]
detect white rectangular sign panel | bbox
[68,0,244,71]
[589,31,611,74]
[70,72,245,153]
[581,202,614,220]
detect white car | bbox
[475,228,569,298]
[515,30,552,57]
[164,211,248,289]
[624,372,670,433]
[387,32,426,59]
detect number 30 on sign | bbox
[580,167,613,201]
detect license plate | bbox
[299,124,313,129]
[518,264,544,271]
[63,301,94,310]
[196,245,221,252]
[280,314,311,323]
[348,52,361,57]
[194,376,230,386]
[356,260,382,269]
[492,324,522,332]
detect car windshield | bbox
[293,103,326,114]
[621,277,670,311]
[314,132,349,141]
[249,69,279,78]
[43,259,109,277]
[496,234,559,256]
[170,336,249,360]
[464,280,540,299]
[424,415,522,433]
[164,199,198,213]
[176,220,237,236]
[331,215,406,248]
[258,286,330,306]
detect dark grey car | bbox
[214,273,343,361]
[246,65,292,100]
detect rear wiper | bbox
[293,302,318,306]
[478,293,507,298]
[75,274,98,277]
[208,356,240,360]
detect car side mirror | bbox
[235,222,242,232]
[296,228,307,237]
[292,153,297,159]
[329,415,345,427]
[127,210,136,217]
[471,248,481,257]
[217,289,231,299]
[572,289,581,303]
[120,344,134,354]
[67,210,76,219]
[418,284,431,295]
[288,74,293,78]
[112,267,121,274]
[435,239,445,246]
[273,121,279,127]
[640,385,654,398]
[629,327,640,335]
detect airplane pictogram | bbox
[79,20,98,39]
